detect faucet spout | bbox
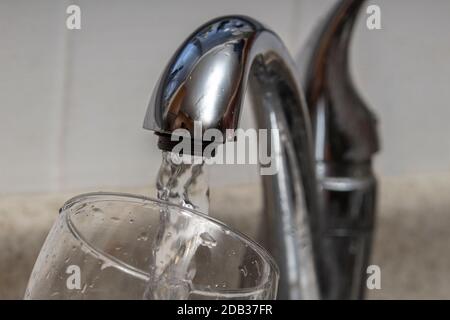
[143,16,321,299]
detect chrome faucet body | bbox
[144,0,378,300]
[298,0,379,299]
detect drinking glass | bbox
[25,192,279,299]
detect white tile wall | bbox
[0,0,68,193]
[1,0,450,194]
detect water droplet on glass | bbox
[199,232,217,248]
[137,232,148,241]
[100,261,112,270]
[239,265,248,277]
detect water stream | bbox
[156,151,209,214]
[144,151,211,299]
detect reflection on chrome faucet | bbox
[143,0,378,300]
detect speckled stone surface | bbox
[1,174,450,299]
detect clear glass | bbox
[25,192,279,300]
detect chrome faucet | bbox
[143,0,378,300]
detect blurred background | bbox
[1,0,450,299]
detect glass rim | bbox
[60,191,280,296]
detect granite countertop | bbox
[1,173,450,299]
